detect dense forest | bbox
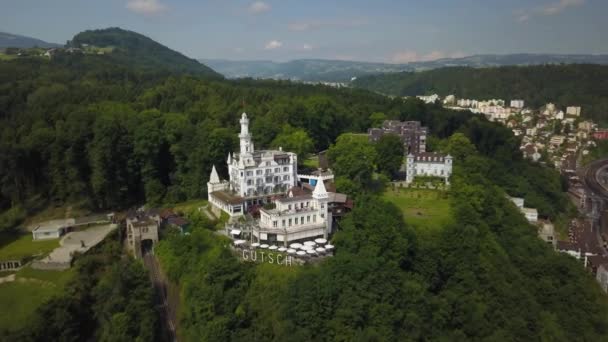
[0,52,573,229]
[352,64,608,124]
[1,28,607,341]
[155,132,608,340]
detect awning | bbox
[304,241,316,246]
[314,238,327,244]
[230,229,242,235]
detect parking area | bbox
[34,224,117,269]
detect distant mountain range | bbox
[202,54,608,82]
[0,32,61,48]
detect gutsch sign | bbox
[240,249,294,266]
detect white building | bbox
[405,152,452,185]
[566,106,581,116]
[508,196,538,223]
[522,208,538,223]
[254,179,330,245]
[417,94,440,104]
[443,95,456,105]
[510,99,524,109]
[208,113,298,217]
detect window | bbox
[273,221,277,227]
[275,168,280,173]
[283,167,289,172]
[282,219,285,227]
[256,170,263,175]
[289,219,292,226]
[283,175,290,180]
[266,161,271,166]
[313,215,316,223]
[265,169,271,175]
[307,216,310,223]
[288,204,292,210]
[247,171,253,176]
[247,179,253,185]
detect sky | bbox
[1,0,607,63]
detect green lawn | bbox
[302,155,319,169]
[171,199,208,215]
[0,53,17,61]
[0,234,59,261]
[0,267,74,333]
[383,188,452,231]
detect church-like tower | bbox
[239,113,254,156]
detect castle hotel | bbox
[208,113,349,245]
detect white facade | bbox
[510,99,524,109]
[229,113,298,197]
[405,152,452,185]
[255,179,330,245]
[208,113,298,217]
[566,106,581,116]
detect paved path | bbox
[33,224,117,269]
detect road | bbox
[582,159,608,253]
[143,248,178,342]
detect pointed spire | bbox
[209,165,220,184]
[312,178,328,199]
[227,152,232,164]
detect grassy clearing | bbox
[302,155,319,169]
[171,199,208,215]
[0,234,59,261]
[0,53,17,61]
[383,187,452,231]
[0,267,74,333]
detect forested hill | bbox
[352,64,608,124]
[69,27,221,78]
[2,47,608,340]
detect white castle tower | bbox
[239,113,254,156]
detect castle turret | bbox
[209,165,220,184]
[239,113,254,155]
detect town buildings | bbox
[405,152,452,185]
[368,120,428,154]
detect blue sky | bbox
[2,0,607,62]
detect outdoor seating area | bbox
[232,237,334,262]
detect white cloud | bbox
[301,44,313,51]
[516,0,584,22]
[264,40,282,50]
[126,0,167,16]
[390,51,466,63]
[249,1,271,14]
[541,0,585,15]
[288,19,367,31]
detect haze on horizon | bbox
[2,0,607,63]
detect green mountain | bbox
[0,32,61,48]
[352,64,608,123]
[71,28,221,78]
